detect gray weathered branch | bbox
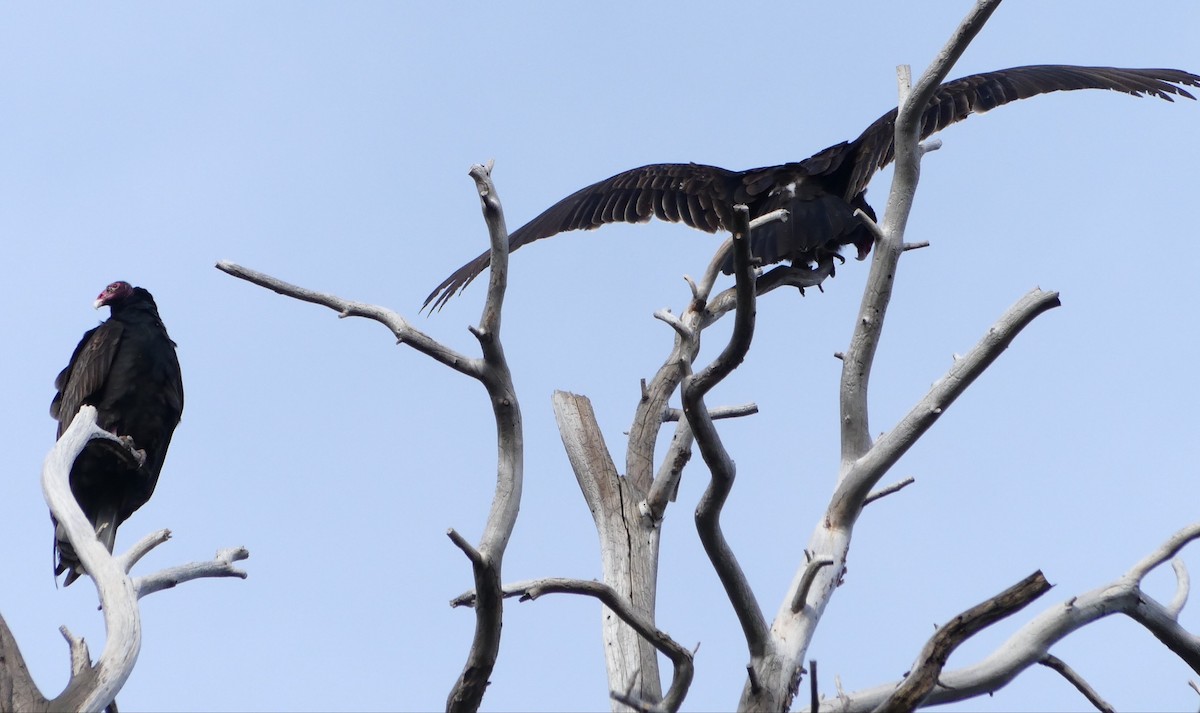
[451,577,693,713]
[133,547,250,598]
[821,522,1200,711]
[1038,655,1115,713]
[216,261,483,380]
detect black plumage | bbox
[50,281,184,585]
[424,65,1199,311]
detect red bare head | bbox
[94,281,135,310]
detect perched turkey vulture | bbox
[424,65,1200,311]
[50,281,184,585]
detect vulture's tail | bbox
[54,504,121,587]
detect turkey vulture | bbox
[424,65,1200,311]
[50,281,184,585]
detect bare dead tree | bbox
[209,4,1200,712]
[533,1,1200,711]
[0,405,248,713]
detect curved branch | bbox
[43,406,141,712]
[1038,655,1115,713]
[452,578,693,713]
[872,571,1052,712]
[117,529,172,572]
[685,206,769,659]
[821,523,1200,711]
[645,403,758,521]
[626,203,789,494]
[1168,558,1189,619]
[216,261,484,380]
[694,208,790,300]
[1127,522,1200,582]
[446,163,524,713]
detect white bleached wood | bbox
[821,522,1200,711]
[43,406,142,713]
[32,405,251,712]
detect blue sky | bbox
[2,3,1198,711]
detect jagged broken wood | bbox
[554,391,664,707]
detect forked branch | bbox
[218,163,523,713]
[821,522,1200,711]
[0,405,251,713]
[451,578,694,713]
[838,0,1002,464]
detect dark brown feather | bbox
[424,65,1199,311]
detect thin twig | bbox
[1038,655,1115,713]
[863,477,916,506]
[1168,558,1190,618]
[116,529,172,573]
[791,559,835,613]
[216,261,482,379]
[60,626,90,678]
[662,403,758,422]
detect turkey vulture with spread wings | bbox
[424,65,1199,311]
[50,281,184,585]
